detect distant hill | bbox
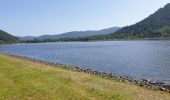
[57,3,170,41]
[19,27,120,40]
[110,3,170,39]
[77,3,170,40]
[40,3,170,41]
[0,30,19,44]
[18,36,35,41]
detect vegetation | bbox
[22,36,111,43]
[0,30,19,44]
[0,53,170,100]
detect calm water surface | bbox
[0,40,170,83]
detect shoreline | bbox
[14,37,170,44]
[1,52,170,93]
[1,38,170,45]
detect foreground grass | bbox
[0,54,170,100]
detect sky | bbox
[0,0,170,36]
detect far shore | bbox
[1,37,170,45]
[20,37,170,43]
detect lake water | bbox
[0,40,170,83]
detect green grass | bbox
[0,54,170,100]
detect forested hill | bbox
[112,3,170,39]
[0,30,19,44]
[54,3,170,41]
[19,27,120,40]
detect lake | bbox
[0,40,170,83]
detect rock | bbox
[152,81,166,86]
[160,87,166,91]
[142,79,149,82]
[163,84,170,90]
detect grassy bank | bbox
[0,54,170,100]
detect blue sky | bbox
[0,0,170,36]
